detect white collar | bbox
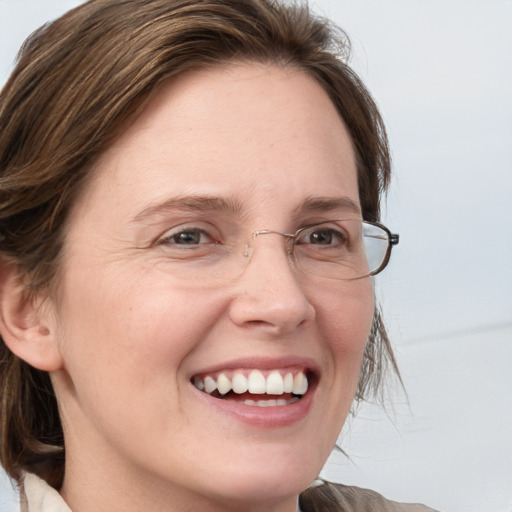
[21,473,71,512]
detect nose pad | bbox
[230,232,315,335]
[242,229,294,260]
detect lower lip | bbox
[194,384,316,428]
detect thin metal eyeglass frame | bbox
[244,220,399,281]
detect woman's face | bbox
[49,63,374,511]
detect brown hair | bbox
[0,0,398,494]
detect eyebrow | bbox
[133,194,361,223]
[133,194,246,223]
[295,196,362,218]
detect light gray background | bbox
[1,1,511,511]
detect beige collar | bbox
[20,473,71,512]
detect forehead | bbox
[74,62,359,223]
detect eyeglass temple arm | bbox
[390,234,399,246]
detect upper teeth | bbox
[193,369,308,396]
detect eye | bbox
[156,224,219,250]
[162,229,211,246]
[296,225,348,247]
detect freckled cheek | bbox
[55,285,215,418]
[77,279,226,375]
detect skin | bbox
[36,63,375,512]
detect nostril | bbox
[246,320,270,328]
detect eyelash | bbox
[156,226,219,248]
[297,226,349,246]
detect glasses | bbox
[158,219,398,284]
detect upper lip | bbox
[189,356,319,380]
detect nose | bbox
[228,235,316,336]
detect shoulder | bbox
[299,480,440,512]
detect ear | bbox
[0,263,63,372]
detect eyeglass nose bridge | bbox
[242,229,296,259]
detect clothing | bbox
[299,480,440,512]
[20,473,70,512]
[20,472,439,512]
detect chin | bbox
[202,470,314,510]
[190,440,324,507]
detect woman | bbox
[0,1,437,511]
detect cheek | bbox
[54,267,226,402]
[307,281,374,459]
[317,280,375,353]
[314,280,375,404]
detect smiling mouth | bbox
[192,369,311,407]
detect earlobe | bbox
[0,263,63,372]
